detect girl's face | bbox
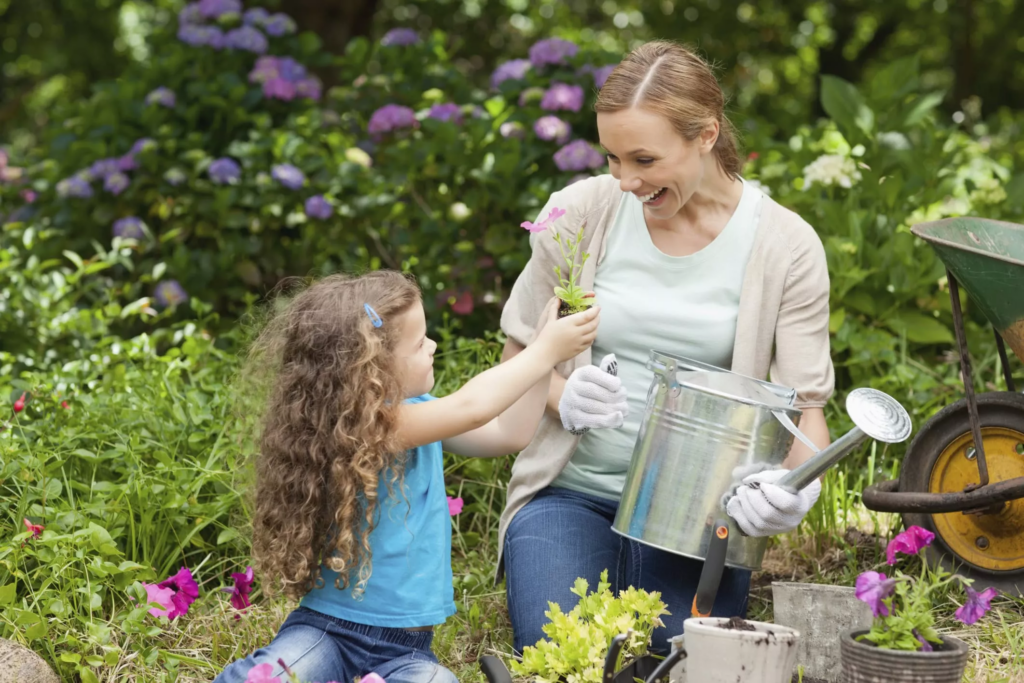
[394,302,437,398]
[597,107,718,218]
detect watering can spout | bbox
[777,388,913,491]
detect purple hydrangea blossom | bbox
[243,7,270,25]
[248,56,280,83]
[491,59,531,89]
[529,38,578,68]
[271,164,305,190]
[263,13,296,37]
[178,2,202,25]
[533,116,571,143]
[500,122,525,139]
[427,103,463,124]
[224,26,268,53]
[198,0,241,19]
[381,28,420,47]
[146,87,176,108]
[178,25,225,49]
[90,158,121,179]
[104,172,130,196]
[56,176,93,199]
[263,78,296,101]
[305,195,333,219]
[276,57,307,81]
[154,280,189,308]
[117,154,138,172]
[553,140,605,172]
[368,104,418,134]
[541,83,584,112]
[208,158,241,184]
[294,77,322,101]
[113,217,146,240]
[592,64,617,88]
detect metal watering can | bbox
[612,350,913,575]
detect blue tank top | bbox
[300,394,456,627]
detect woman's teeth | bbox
[638,188,667,203]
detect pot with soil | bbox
[839,630,969,683]
[667,616,800,683]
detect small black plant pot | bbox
[558,299,591,319]
[612,653,668,683]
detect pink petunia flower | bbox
[886,525,935,565]
[447,496,464,516]
[244,663,281,683]
[854,571,896,617]
[955,585,998,625]
[157,566,199,620]
[140,582,177,619]
[361,674,387,683]
[23,518,43,539]
[521,207,567,233]
[222,565,255,617]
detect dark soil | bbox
[719,616,757,631]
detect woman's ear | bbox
[699,119,720,154]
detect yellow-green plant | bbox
[511,570,668,683]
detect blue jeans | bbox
[214,607,458,683]
[504,486,751,654]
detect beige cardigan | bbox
[495,175,835,581]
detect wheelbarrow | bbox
[862,216,1024,596]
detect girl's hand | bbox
[534,299,600,363]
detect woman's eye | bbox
[637,158,654,165]
[606,155,619,163]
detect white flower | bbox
[448,202,471,221]
[802,154,862,190]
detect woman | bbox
[498,40,834,654]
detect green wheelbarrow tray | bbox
[910,216,1024,363]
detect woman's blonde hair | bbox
[595,40,741,177]
[242,271,421,601]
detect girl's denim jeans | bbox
[213,607,459,683]
[504,486,751,654]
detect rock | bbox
[0,638,60,683]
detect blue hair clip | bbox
[364,303,383,328]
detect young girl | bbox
[215,271,599,683]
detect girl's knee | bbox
[378,658,459,683]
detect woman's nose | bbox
[619,174,642,193]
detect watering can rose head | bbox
[521,206,595,316]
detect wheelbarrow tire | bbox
[899,391,1024,596]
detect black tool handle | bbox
[642,646,687,683]
[479,655,513,683]
[692,518,729,618]
[602,632,630,682]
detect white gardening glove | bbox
[725,468,821,537]
[558,354,628,435]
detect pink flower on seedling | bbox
[23,518,44,539]
[223,565,255,617]
[140,582,177,619]
[447,496,463,516]
[521,207,566,234]
[13,392,26,413]
[157,566,199,620]
[955,585,998,625]
[854,571,896,617]
[886,525,935,565]
[361,673,387,683]
[244,663,281,683]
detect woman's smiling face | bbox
[597,106,718,218]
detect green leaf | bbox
[903,93,945,126]
[887,311,954,344]
[829,308,846,335]
[63,250,84,270]
[60,653,82,664]
[25,621,47,640]
[0,584,15,605]
[821,75,875,138]
[80,668,100,683]
[217,528,240,545]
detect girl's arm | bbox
[395,302,599,451]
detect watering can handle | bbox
[771,410,820,455]
[692,519,729,618]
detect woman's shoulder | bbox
[551,175,622,217]
[759,194,826,262]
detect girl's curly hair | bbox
[242,271,422,601]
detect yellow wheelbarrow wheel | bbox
[900,392,1024,595]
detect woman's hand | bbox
[558,353,628,434]
[725,468,822,537]
[533,299,600,364]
